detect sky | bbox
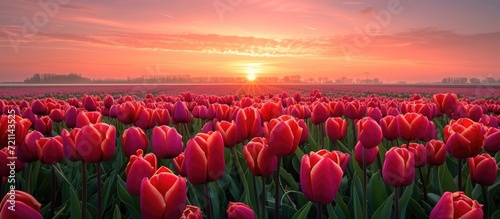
[0,0,499,83]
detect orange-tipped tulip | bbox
[216,121,238,148]
[140,166,187,219]
[433,93,458,116]
[300,150,343,204]
[429,192,483,219]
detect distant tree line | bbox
[24,73,92,83]
[441,77,500,85]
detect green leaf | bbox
[367,170,387,211]
[371,193,393,219]
[117,176,141,218]
[408,198,427,218]
[426,193,441,206]
[351,187,363,219]
[279,167,300,191]
[438,163,457,193]
[335,194,351,219]
[399,183,414,218]
[327,204,339,219]
[113,205,122,219]
[292,201,312,219]
[69,184,82,219]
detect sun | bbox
[247,73,257,81]
[245,65,260,82]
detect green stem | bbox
[97,162,102,219]
[362,147,368,219]
[230,147,250,194]
[252,174,259,218]
[418,167,427,203]
[458,158,463,191]
[275,157,282,219]
[204,183,212,219]
[51,165,56,217]
[261,177,266,219]
[317,203,323,219]
[394,187,399,219]
[82,162,87,219]
[482,185,489,219]
[26,163,32,194]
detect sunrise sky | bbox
[1,0,499,83]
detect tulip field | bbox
[1,84,500,219]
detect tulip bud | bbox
[34,116,53,135]
[227,202,255,219]
[216,121,238,148]
[243,137,277,177]
[35,136,64,165]
[402,143,427,167]
[265,115,303,157]
[152,125,183,159]
[382,147,414,187]
[122,127,149,158]
[184,131,225,184]
[425,140,446,166]
[0,190,43,219]
[311,102,330,125]
[325,117,347,142]
[444,118,486,158]
[300,150,343,204]
[483,127,500,153]
[76,111,102,128]
[181,205,203,219]
[76,123,116,163]
[354,142,379,167]
[468,153,498,186]
[357,117,383,149]
[126,149,157,196]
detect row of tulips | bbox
[0,90,499,219]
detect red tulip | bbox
[402,143,427,167]
[483,127,500,153]
[259,101,283,122]
[155,108,171,126]
[357,117,383,149]
[172,101,192,124]
[65,106,78,128]
[367,107,382,123]
[264,115,303,156]
[135,107,159,129]
[184,131,225,184]
[35,136,64,165]
[34,116,53,135]
[235,107,262,141]
[117,101,139,125]
[380,116,398,142]
[433,93,458,116]
[468,153,498,186]
[227,202,255,219]
[311,102,330,125]
[0,190,43,219]
[0,147,26,177]
[444,118,486,158]
[300,150,343,204]
[49,108,65,123]
[181,205,203,219]
[140,166,187,219]
[429,192,483,219]
[126,149,157,196]
[423,121,437,141]
[325,117,347,142]
[103,94,114,108]
[298,119,309,144]
[83,95,97,111]
[243,137,277,177]
[61,128,82,161]
[345,101,366,120]
[382,147,414,187]
[173,152,187,177]
[426,140,446,166]
[122,127,149,158]
[396,113,429,141]
[76,111,102,128]
[329,101,344,117]
[1,115,32,148]
[76,123,116,163]
[152,125,183,159]
[216,121,238,148]
[31,99,48,115]
[21,108,37,127]
[478,114,498,128]
[354,142,379,166]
